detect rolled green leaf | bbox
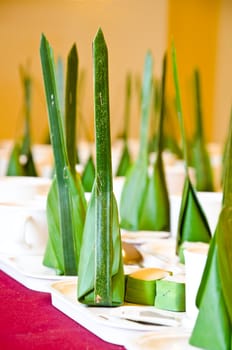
[40,34,86,275]
[78,28,124,306]
[120,52,153,230]
[139,54,170,231]
[7,65,37,176]
[125,268,170,305]
[172,44,211,258]
[64,44,78,175]
[190,112,232,350]
[191,69,214,191]
[56,56,65,119]
[81,154,95,192]
[189,212,231,350]
[176,178,211,262]
[115,73,132,176]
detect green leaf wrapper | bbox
[64,44,78,175]
[190,112,232,350]
[171,44,211,260]
[139,54,170,231]
[115,73,132,176]
[155,276,185,312]
[120,52,153,230]
[77,28,124,306]
[192,69,214,191]
[176,178,211,261]
[40,35,86,275]
[189,212,231,350]
[7,65,37,176]
[125,268,170,306]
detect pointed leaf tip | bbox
[94,27,105,45]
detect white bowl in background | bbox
[0,200,48,256]
[0,176,51,202]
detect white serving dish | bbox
[50,279,190,347]
[0,254,72,292]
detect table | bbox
[0,271,125,350]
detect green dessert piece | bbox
[125,268,170,305]
[155,275,185,312]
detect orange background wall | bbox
[0,0,231,145]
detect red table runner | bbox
[0,271,125,350]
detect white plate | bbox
[125,332,199,350]
[50,279,190,346]
[0,254,73,292]
[121,230,170,244]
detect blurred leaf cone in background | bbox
[139,54,170,231]
[119,51,153,231]
[171,44,211,262]
[191,68,214,192]
[7,64,38,176]
[115,73,132,177]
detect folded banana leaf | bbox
[139,54,170,231]
[172,45,211,260]
[77,28,124,306]
[191,69,214,191]
[64,44,78,176]
[40,35,86,275]
[189,209,232,350]
[190,111,232,350]
[7,65,37,176]
[125,267,170,305]
[115,73,132,176]
[81,154,95,192]
[119,52,153,230]
[56,56,65,119]
[176,177,211,262]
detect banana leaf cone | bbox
[81,154,95,192]
[190,108,232,349]
[115,74,132,177]
[40,35,87,276]
[77,28,124,306]
[176,176,211,262]
[7,65,37,177]
[192,69,214,192]
[115,141,132,177]
[139,54,170,232]
[189,208,232,350]
[43,171,86,275]
[120,52,153,230]
[6,142,26,176]
[171,45,211,262]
